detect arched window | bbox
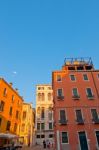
[48,93,51,101]
[37,107,40,119]
[3,88,7,96]
[37,107,40,114]
[41,107,45,119]
[38,93,42,101]
[48,106,53,120]
[42,93,45,101]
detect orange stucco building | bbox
[52,58,99,150]
[0,78,23,135]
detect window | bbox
[42,93,45,101]
[37,123,40,130]
[91,109,99,121]
[0,101,5,112]
[83,74,88,81]
[21,124,25,132]
[62,132,68,144]
[0,118,2,126]
[3,88,7,96]
[97,74,99,79]
[38,87,41,90]
[57,89,63,97]
[59,110,67,124]
[14,123,17,132]
[48,93,51,101]
[38,93,42,101]
[36,135,40,138]
[48,87,51,90]
[41,107,45,119]
[41,134,45,138]
[49,134,53,138]
[72,88,79,97]
[17,100,19,106]
[41,123,45,130]
[70,75,76,81]
[78,131,88,150]
[95,131,99,146]
[37,107,40,119]
[38,87,44,90]
[86,88,93,98]
[16,111,19,119]
[48,111,52,120]
[49,122,53,129]
[76,110,84,124]
[12,95,14,102]
[9,107,12,116]
[6,121,11,131]
[57,75,62,81]
[23,111,26,120]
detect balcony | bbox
[72,95,80,100]
[76,119,84,124]
[87,95,94,100]
[59,119,68,125]
[57,96,64,100]
[92,118,99,124]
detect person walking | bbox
[43,140,46,149]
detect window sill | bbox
[72,95,80,100]
[87,96,95,100]
[57,96,64,100]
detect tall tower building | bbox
[35,84,54,146]
[52,58,99,150]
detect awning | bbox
[0,133,18,139]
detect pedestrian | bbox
[43,140,46,149]
[48,142,50,149]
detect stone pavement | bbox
[21,145,54,150]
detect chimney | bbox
[9,82,13,86]
[15,88,18,92]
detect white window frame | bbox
[57,88,64,97]
[97,74,99,80]
[59,109,67,121]
[57,75,62,82]
[70,74,76,81]
[74,109,84,123]
[90,108,99,120]
[86,87,93,97]
[61,131,69,144]
[72,87,79,96]
[95,130,99,148]
[83,74,89,81]
[49,122,53,130]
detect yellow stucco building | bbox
[19,103,35,146]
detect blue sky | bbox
[0,0,99,107]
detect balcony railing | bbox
[92,118,99,124]
[72,95,80,100]
[87,95,94,99]
[59,119,68,125]
[76,118,84,124]
[57,96,64,100]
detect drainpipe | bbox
[57,130,60,150]
[91,71,99,99]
